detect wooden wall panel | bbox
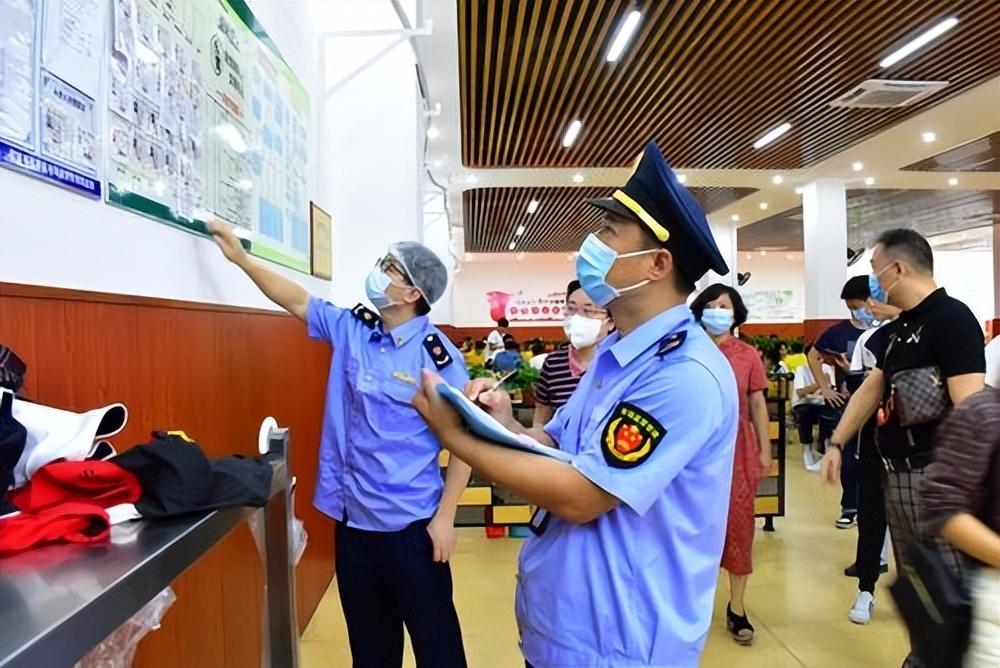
[0,283,335,668]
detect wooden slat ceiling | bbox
[902,132,1000,172]
[738,189,1000,251]
[458,0,1000,170]
[464,186,758,252]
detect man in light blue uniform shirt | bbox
[209,223,471,668]
[412,141,739,667]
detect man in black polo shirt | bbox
[822,229,985,668]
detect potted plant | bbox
[505,365,541,406]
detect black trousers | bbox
[335,519,467,668]
[855,422,887,593]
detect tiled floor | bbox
[301,445,909,667]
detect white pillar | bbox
[802,179,849,320]
[697,220,738,292]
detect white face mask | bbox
[563,314,605,349]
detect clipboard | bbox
[435,383,572,463]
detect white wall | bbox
[312,0,423,309]
[0,0,425,314]
[935,249,994,329]
[735,247,995,327]
[736,252,808,322]
[452,253,578,326]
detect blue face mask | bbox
[869,263,897,305]
[575,234,656,308]
[700,307,734,335]
[365,266,399,311]
[852,307,876,328]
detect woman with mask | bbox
[532,280,613,428]
[691,283,772,645]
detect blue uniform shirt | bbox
[516,304,739,668]
[306,297,469,531]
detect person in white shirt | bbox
[486,318,509,365]
[986,336,999,389]
[792,350,836,471]
[842,301,900,625]
[528,341,548,371]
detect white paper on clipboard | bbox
[435,383,573,463]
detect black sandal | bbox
[726,604,755,645]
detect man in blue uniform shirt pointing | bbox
[413,141,739,668]
[209,222,471,668]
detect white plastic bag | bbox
[75,587,176,668]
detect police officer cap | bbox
[588,141,729,283]
[390,241,449,305]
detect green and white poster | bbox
[106,0,311,272]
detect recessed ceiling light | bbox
[865,177,875,186]
[852,161,864,172]
[772,175,783,185]
[745,254,752,260]
[676,173,687,184]
[508,241,517,251]
[753,122,792,150]
[562,120,583,148]
[526,199,539,214]
[948,177,958,186]
[879,17,959,68]
[731,214,740,222]
[759,202,768,210]
[922,131,937,143]
[426,126,440,139]
[572,173,584,183]
[760,250,768,256]
[515,225,526,236]
[606,10,642,63]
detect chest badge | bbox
[423,333,453,370]
[602,402,665,468]
[392,371,417,386]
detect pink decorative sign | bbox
[486,290,565,322]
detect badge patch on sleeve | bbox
[602,402,665,468]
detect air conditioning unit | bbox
[830,79,949,109]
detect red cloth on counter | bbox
[0,502,109,553]
[9,459,141,513]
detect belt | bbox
[882,452,934,472]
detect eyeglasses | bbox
[377,256,411,284]
[564,303,609,319]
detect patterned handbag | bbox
[891,366,948,427]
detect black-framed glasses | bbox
[564,303,608,319]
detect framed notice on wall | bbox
[310,202,332,280]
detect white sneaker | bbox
[849,591,874,624]
[804,446,822,471]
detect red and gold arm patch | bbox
[601,402,666,468]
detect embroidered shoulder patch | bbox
[602,402,666,468]
[656,330,687,357]
[351,303,380,329]
[423,333,453,370]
